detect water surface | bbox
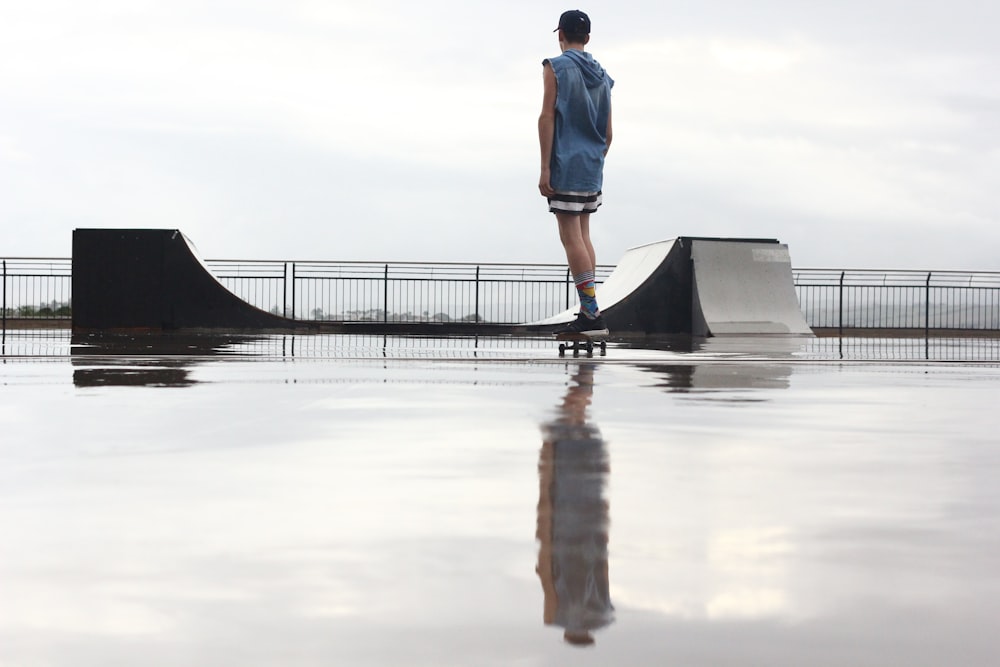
[2,333,999,665]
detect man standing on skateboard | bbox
[539,9,614,336]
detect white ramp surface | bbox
[596,239,674,306]
[530,239,674,325]
[691,240,812,335]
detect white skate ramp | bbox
[691,240,812,336]
[527,236,813,336]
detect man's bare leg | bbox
[557,213,593,276]
[556,212,601,319]
[580,213,596,271]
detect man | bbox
[538,9,614,336]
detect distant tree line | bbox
[3,300,71,317]
[267,306,482,322]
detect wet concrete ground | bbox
[2,333,1000,665]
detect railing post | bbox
[2,260,6,344]
[838,271,845,337]
[283,262,288,318]
[291,262,297,321]
[384,264,389,323]
[925,272,932,334]
[565,267,572,310]
[925,271,932,360]
[475,265,480,323]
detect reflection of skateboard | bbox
[555,332,607,357]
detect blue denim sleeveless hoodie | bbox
[544,49,614,192]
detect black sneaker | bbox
[555,312,609,337]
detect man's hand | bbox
[539,168,555,197]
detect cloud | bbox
[598,30,999,267]
[1,1,997,269]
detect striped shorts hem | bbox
[548,190,603,214]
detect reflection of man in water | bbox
[536,363,614,645]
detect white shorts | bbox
[548,190,603,215]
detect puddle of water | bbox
[1,339,999,665]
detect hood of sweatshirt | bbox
[560,49,613,89]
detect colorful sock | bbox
[574,271,601,319]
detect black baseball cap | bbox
[554,9,591,34]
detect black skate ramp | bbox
[71,229,520,335]
[72,229,298,333]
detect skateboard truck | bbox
[556,333,607,357]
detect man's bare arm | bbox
[538,63,557,197]
[604,107,613,156]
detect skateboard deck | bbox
[554,332,607,357]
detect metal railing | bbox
[794,269,1000,333]
[3,257,1000,335]
[1,258,73,327]
[207,260,615,324]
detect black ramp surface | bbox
[72,229,295,332]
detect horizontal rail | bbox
[794,268,1000,287]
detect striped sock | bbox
[574,271,600,319]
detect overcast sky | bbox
[2,1,998,269]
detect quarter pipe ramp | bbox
[72,229,297,332]
[531,237,812,336]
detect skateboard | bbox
[555,332,607,357]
